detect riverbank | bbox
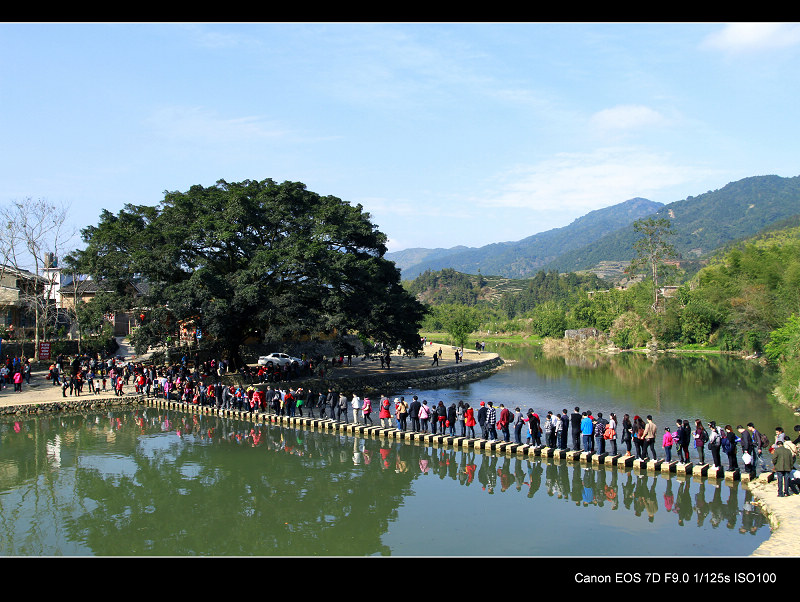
[0,341,503,412]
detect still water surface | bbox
[0,346,790,556]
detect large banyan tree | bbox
[73,178,426,366]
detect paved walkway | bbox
[0,341,488,409]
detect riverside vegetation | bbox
[406,215,800,410]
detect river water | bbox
[0,346,790,556]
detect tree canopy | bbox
[73,178,426,365]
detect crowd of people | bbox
[9,350,800,499]
[212,389,798,498]
[0,356,31,393]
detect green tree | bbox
[628,217,677,313]
[73,178,426,365]
[442,305,481,348]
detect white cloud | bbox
[589,105,667,136]
[703,23,800,52]
[475,147,710,212]
[143,106,291,144]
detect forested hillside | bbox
[392,174,800,282]
[411,219,800,406]
[392,197,662,279]
[543,175,800,273]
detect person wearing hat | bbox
[477,402,488,439]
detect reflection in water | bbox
[0,408,769,556]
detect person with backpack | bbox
[722,425,738,470]
[362,396,373,425]
[707,421,722,469]
[694,419,708,465]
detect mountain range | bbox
[389,174,800,281]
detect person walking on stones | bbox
[465,403,476,438]
[397,397,409,431]
[581,412,593,452]
[498,404,512,442]
[486,402,497,442]
[337,392,348,422]
[379,395,392,428]
[643,415,657,461]
[350,393,361,424]
[543,411,554,448]
[528,409,542,447]
[560,409,570,450]
[447,402,457,436]
[514,407,525,444]
[436,401,447,435]
[419,400,431,432]
[747,423,768,473]
[594,412,609,454]
[606,412,618,455]
[681,420,693,463]
[723,424,739,470]
[478,402,488,439]
[737,424,755,478]
[362,396,373,425]
[707,421,722,469]
[622,414,633,456]
[663,427,675,462]
[694,419,708,465]
[409,395,421,432]
[571,407,582,451]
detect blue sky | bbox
[2,22,800,257]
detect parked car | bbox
[257,353,302,367]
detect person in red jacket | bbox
[464,403,476,438]
[498,404,512,442]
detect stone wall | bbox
[237,355,505,395]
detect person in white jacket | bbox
[351,393,361,424]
